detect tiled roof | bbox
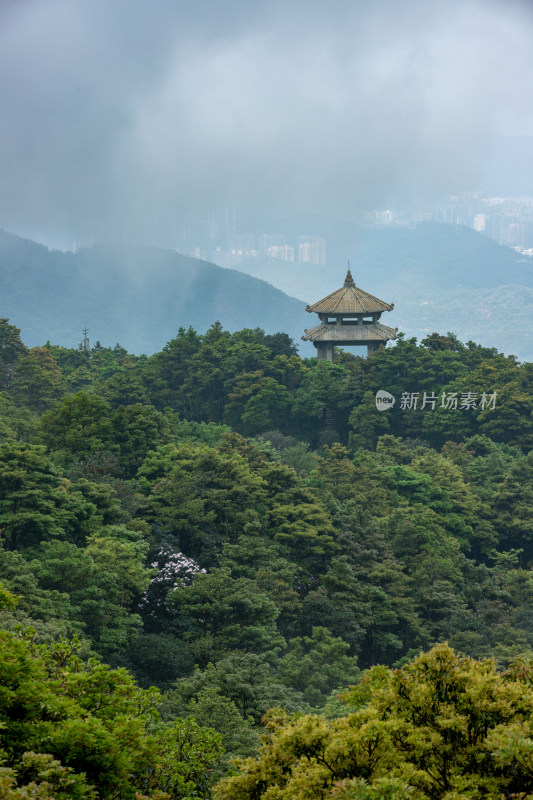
[302,321,397,343]
[306,270,394,314]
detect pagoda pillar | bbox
[315,342,334,362]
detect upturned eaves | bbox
[302,321,397,343]
[306,271,393,314]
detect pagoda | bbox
[302,269,396,361]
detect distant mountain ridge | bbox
[1,223,533,360]
[0,230,311,354]
[235,222,533,361]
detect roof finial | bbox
[344,262,355,287]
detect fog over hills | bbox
[2,223,533,361]
[0,230,311,355]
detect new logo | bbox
[375,390,396,411]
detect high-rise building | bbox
[297,236,326,265]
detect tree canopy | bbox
[1,317,533,798]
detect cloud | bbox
[1,0,532,246]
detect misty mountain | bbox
[2,223,533,361]
[236,222,533,361]
[0,230,311,355]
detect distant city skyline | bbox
[128,191,533,271]
[367,192,533,252]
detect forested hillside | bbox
[0,230,310,354]
[1,317,533,798]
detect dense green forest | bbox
[1,316,533,798]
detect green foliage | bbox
[109,403,173,477]
[219,535,301,638]
[0,393,38,443]
[169,568,284,665]
[98,367,150,408]
[0,631,224,800]
[29,532,149,657]
[182,686,259,764]
[41,392,116,461]
[278,627,359,708]
[240,377,294,435]
[0,318,26,379]
[292,360,347,444]
[2,316,533,796]
[138,441,267,564]
[148,717,224,799]
[0,442,103,551]
[169,652,302,724]
[0,548,84,641]
[215,644,533,799]
[11,347,66,412]
[0,751,97,800]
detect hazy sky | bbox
[1,0,533,248]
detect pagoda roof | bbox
[306,269,394,314]
[302,321,397,344]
